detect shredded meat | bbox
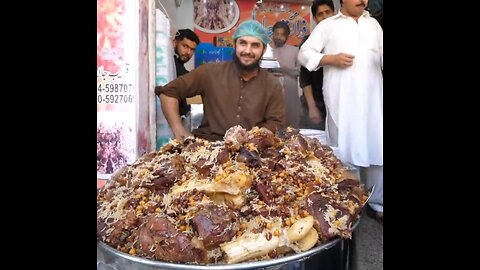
[97,126,367,265]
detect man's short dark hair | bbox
[175,29,200,45]
[272,21,290,37]
[311,0,335,15]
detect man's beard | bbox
[273,39,286,47]
[234,53,261,71]
[174,47,188,64]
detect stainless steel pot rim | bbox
[98,237,342,270]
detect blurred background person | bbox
[368,0,383,29]
[270,21,301,128]
[299,0,335,130]
[172,29,200,127]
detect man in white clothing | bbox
[297,0,383,220]
[270,21,301,128]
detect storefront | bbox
[97,1,378,269]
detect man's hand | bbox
[171,125,192,140]
[303,85,323,125]
[320,53,355,69]
[160,93,192,140]
[308,105,322,125]
[332,53,354,68]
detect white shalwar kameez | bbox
[298,11,383,213]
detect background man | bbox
[299,0,335,130]
[270,21,301,128]
[298,0,383,220]
[172,29,200,119]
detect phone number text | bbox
[97,83,133,93]
[97,94,134,103]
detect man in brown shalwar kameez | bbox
[155,20,286,141]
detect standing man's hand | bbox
[303,84,322,125]
[320,53,355,69]
[333,53,355,68]
[308,105,322,125]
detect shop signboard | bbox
[97,0,138,179]
[194,0,310,46]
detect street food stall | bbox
[97,1,366,270]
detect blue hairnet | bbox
[232,20,271,45]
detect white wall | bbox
[333,0,341,11]
[155,0,194,30]
[155,0,195,70]
[310,0,341,30]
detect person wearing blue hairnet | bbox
[155,20,286,141]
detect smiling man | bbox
[155,20,286,141]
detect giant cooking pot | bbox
[97,221,359,270]
[97,128,364,270]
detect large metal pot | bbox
[97,220,359,270]
[98,238,343,270]
[97,130,362,270]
